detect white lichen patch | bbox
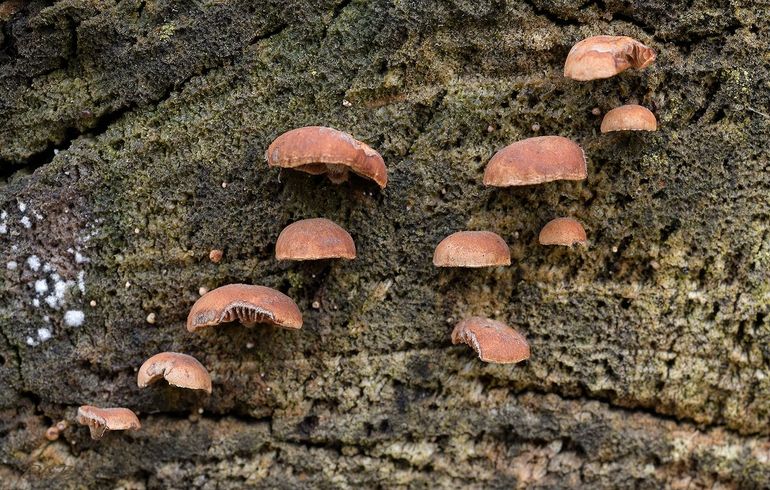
[26,255,41,271]
[34,279,49,294]
[37,328,52,342]
[64,310,85,327]
[9,215,99,346]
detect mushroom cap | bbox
[600,104,657,132]
[137,352,212,394]
[433,231,511,268]
[266,126,387,188]
[484,136,586,187]
[276,218,356,261]
[187,284,303,332]
[451,317,530,364]
[564,35,656,81]
[76,405,141,440]
[539,218,587,247]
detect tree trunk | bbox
[1,0,769,488]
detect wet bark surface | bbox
[1,0,769,488]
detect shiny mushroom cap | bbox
[276,218,356,261]
[187,284,303,332]
[137,352,212,394]
[451,317,530,364]
[76,405,141,440]
[564,35,656,81]
[266,126,387,188]
[433,231,511,268]
[483,136,586,187]
[600,104,657,132]
[538,218,587,247]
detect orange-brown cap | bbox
[186,284,303,332]
[483,136,586,186]
[266,126,387,188]
[539,218,587,247]
[433,231,511,268]
[76,405,141,440]
[600,104,657,132]
[451,317,530,364]
[275,218,356,261]
[137,352,212,394]
[564,35,656,81]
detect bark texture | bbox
[1,0,769,488]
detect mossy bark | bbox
[1,0,769,488]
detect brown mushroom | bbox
[266,126,387,188]
[209,249,223,263]
[186,284,303,332]
[600,104,657,132]
[564,35,656,81]
[45,426,59,441]
[276,218,356,261]
[76,406,141,440]
[451,317,530,364]
[483,136,586,187]
[137,352,212,394]
[539,218,587,247]
[433,231,511,268]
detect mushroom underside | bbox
[297,162,374,184]
[84,420,108,440]
[220,304,277,327]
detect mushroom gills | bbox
[220,303,276,327]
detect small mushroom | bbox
[266,126,387,188]
[600,104,657,132]
[45,426,59,441]
[451,317,530,364]
[187,284,303,332]
[209,249,223,263]
[137,352,212,394]
[564,35,656,81]
[483,136,586,187]
[539,218,587,247]
[433,231,511,268]
[276,218,356,261]
[76,406,141,440]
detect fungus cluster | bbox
[434,34,657,364]
[565,35,658,133]
[72,33,659,439]
[74,126,380,441]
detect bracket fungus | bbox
[187,284,303,332]
[451,317,530,364]
[601,104,657,132]
[266,126,387,188]
[483,136,587,186]
[433,231,511,268]
[564,35,656,81]
[76,406,141,440]
[539,218,587,247]
[276,218,356,261]
[137,352,212,394]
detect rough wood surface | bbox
[1,0,769,488]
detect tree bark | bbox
[1,0,769,488]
